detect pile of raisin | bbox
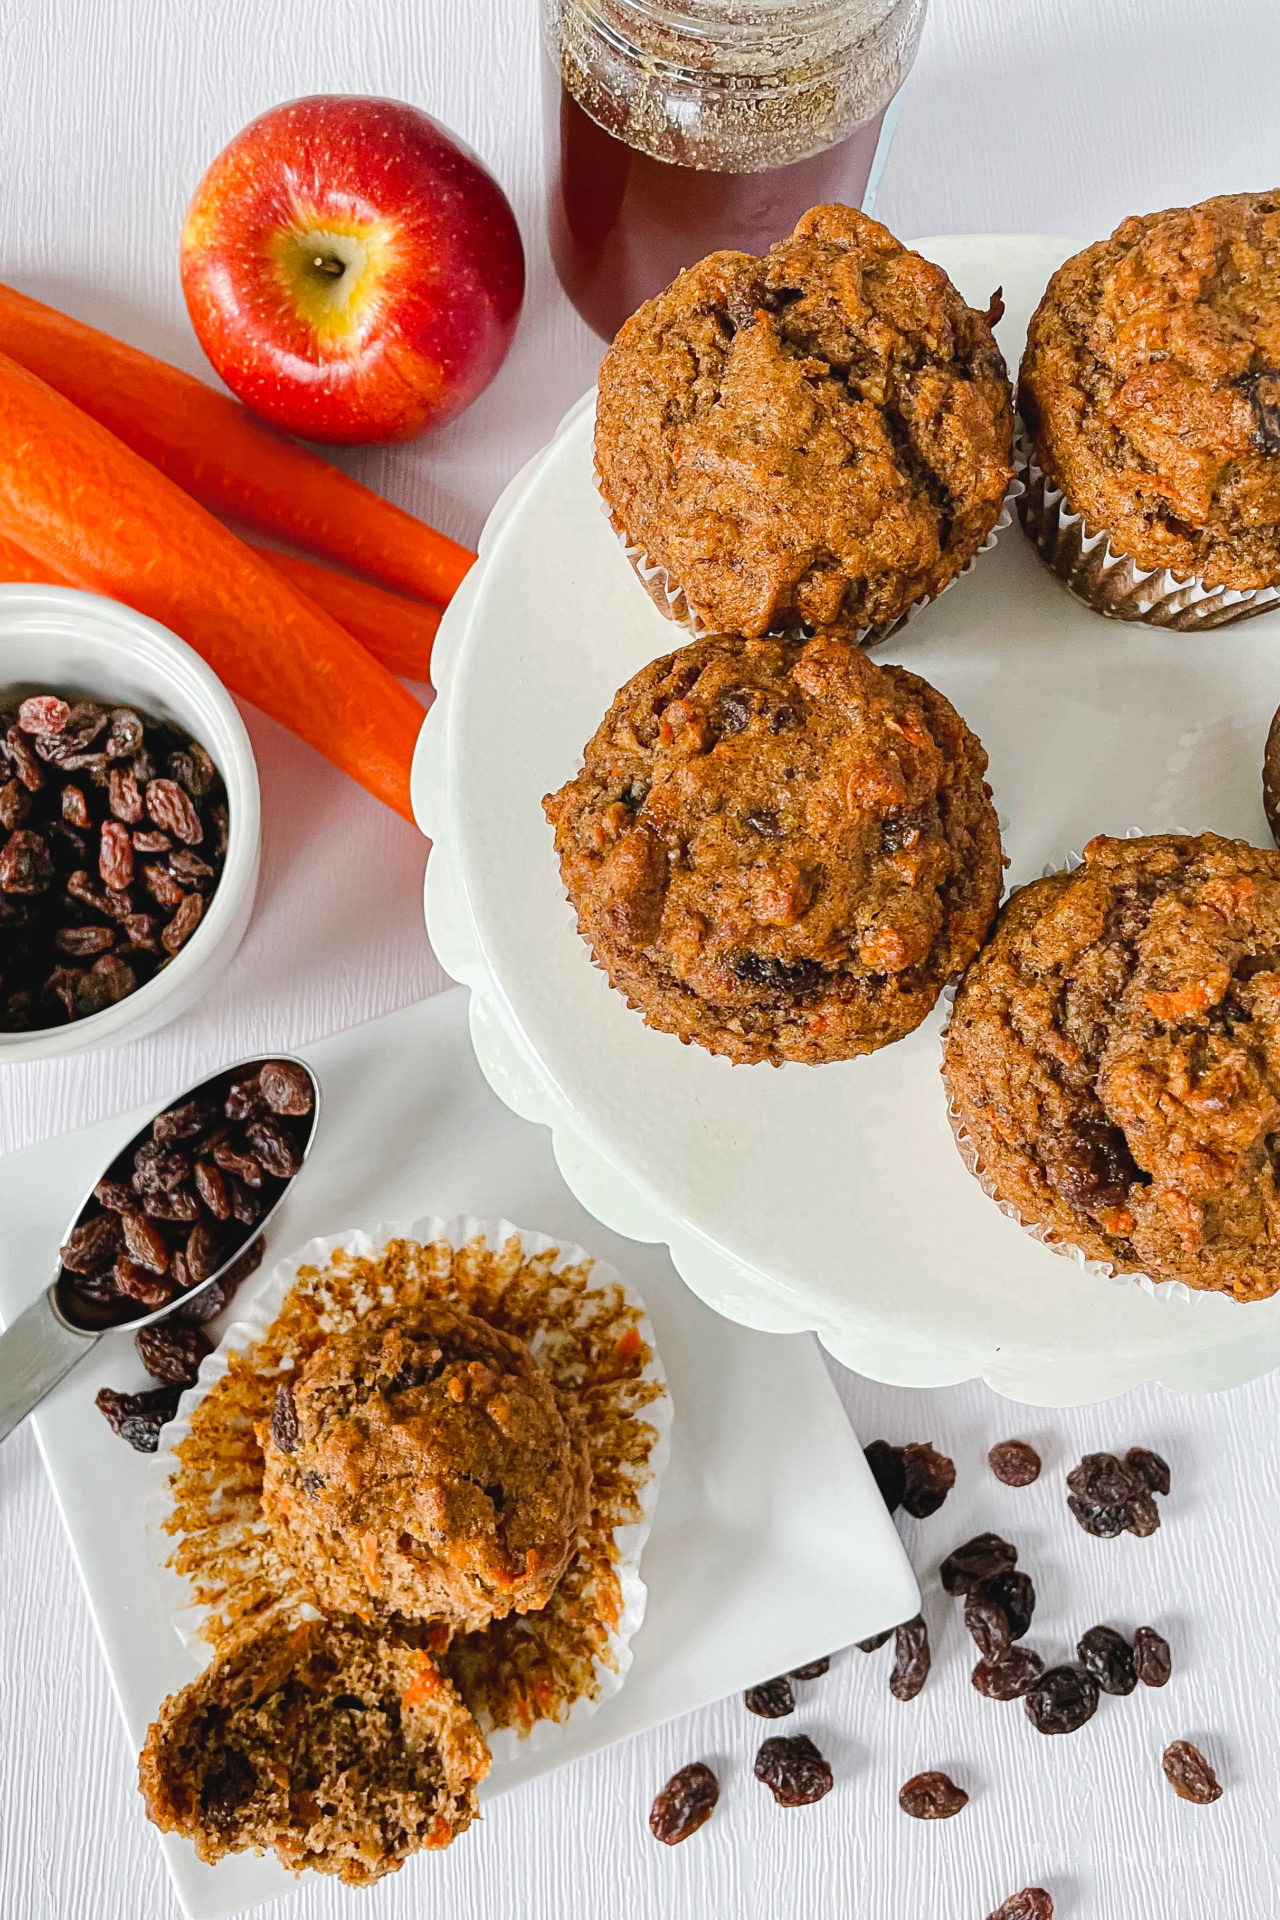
[0,694,229,1031]
[1066,1447,1169,1537]
[63,1057,312,1333]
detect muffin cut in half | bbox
[595,203,1015,640]
[138,1618,489,1883]
[943,833,1280,1300]
[1020,191,1280,623]
[260,1302,592,1632]
[545,631,1003,1066]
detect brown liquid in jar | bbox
[546,66,891,341]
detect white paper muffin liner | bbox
[594,458,1023,650]
[1016,425,1280,629]
[942,831,1230,1309]
[147,1214,672,1767]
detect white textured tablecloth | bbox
[3,3,1279,1915]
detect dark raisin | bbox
[186,1221,223,1286]
[1133,1626,1172,1688]
[940,1532,1017,1595]
[270,1381,300,1452]
[972,1646,1045,1700]
[245,1118,303,1179]
[122,1210,171,1273]
[714,689,755,735]
[856,1629,893,1652]
[175,1236,263,1324]
[1077,1626,1137,1696]
[889,1615,930,1701]
[1042,1116,1138,1218]
[732,952,823,994]
[108,766,144,823]
[1126,1492,1162,1537]
[744,1676,795,1718]
[989,1439,1041,1486]
[900,1443,955,1518]
[61,784,90,828]
[898,1771,968,1820]
[225,1077,268,1124]
[113,1258,173,1309]
[754,1735,833,1806]
[132,1141,192,1194]
[744,809,782,836]
[789,1657,830,1681]
[59,1212,121,1273]
[168,849,215,887]
[211,1137,263,1187]
[1162,1741,1222,1804]
[142,1187,201,1223]
[975,1570,1035,1641]
[1023,1665,1099,1735]
[879,805,929,854]
[200,1749,256,1826]
[0,779,29,829]
[146,777,203,845]
[229,1178,264,1228]
[965,1588,1012,1661]
[162,892,204,954]
[1126,1447,1171,1496]
[135,1321,211,1387]
[1067,1452,1139,1506]
[194,1158,231,1219]
[649,1763,719,1844]
[259,1059,314,1116]
[985,1891,1054,1920]
[55,926,115,957]
[104,708,144,758]
[1067,1494,1131,1539]
[94,1383,181,1451]
[769,704,799,732]
[0,829,53,894]
[1237,367,1280,455]
[153,1098,219,1144]
[864,1439,905,1514]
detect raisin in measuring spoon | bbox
[0,1055,319,1444]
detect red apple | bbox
[180,95,525,445]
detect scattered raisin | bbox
[889,1615,931,1701]
[744,1677,795,1718]
[900,1442,955,1518]
[972,1646,1045,1700]
[754,1735,833,1806]
[965,1588,1012,1661]
[135,1321,211,1387]
[789,1657,830,1681]
[1077,1626,1137,1696]
[1133,1626,1172,1688]
[94,1384,181,1452]
[898,1771,967,1820]
[1162,1741,1222,1804]
[1125,1491,1162,1537]
[1067,1452,1137,1505]
[1127,1447,1171,1496]
[975,1570,1035,1640]
[1023,1665,1099,1735]
[940,1533,1017,1596]
[864,1439,905,1514]
[856,1629,893,1653]
[989,1439,1041,1486]
[985,1891,1054,1920]
[649,1763,719,1844]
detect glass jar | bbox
[542,0,928,339]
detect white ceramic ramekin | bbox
[0,585,260,1061]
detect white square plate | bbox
[0,988,918,1920]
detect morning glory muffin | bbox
[595,203,1015,641]
[139,1617,488,1882]
[260,1302,592,1632]
[943,833,1280,1301]
[1019,192,1280,624]
[544,630,1003,1066]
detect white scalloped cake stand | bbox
[414,234,1280,1407]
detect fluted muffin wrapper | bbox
[1016,426,1280,630]
[148,1214,672,1768]
[942,834,1221,1309]
[594,455,1023,650]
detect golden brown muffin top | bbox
[545,631,1003,1065]
[944,832,1280,1300]
[260,1302,591,1630]
[595,204,1014,638]
[1020,191,1280,586]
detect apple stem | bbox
[312,255,344,278]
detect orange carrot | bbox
[253,549,439,681]
[0,281,475,608]
[0,529,439,682]
[0,353,424,820]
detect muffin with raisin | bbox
[544,630,1003,1066]
[943,832,1280,1300]
[260,1301,592,1632]
[595,203,1015,642]
[1020,191,1280,625]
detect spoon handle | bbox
[0,1291,98,1444]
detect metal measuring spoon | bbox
[0,1053,320,1444]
